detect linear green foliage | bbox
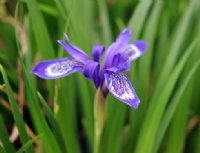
[56,77,81,153]
[128,0,152,40]
[0,146,6,153]
[153,60,200,153]
[22,64,62,153]
[77,76,94,151]
[134,39,197,153]
[165,83,192,153]
[16,135,42,153]
[0,65,34,153]
[154,0,198,90]
[100,97,127,153]
[37,92,67,153]
[97,0,112,45]
[23,0,55,59]
[195,125,200,153]
[138,1,163,99]
[0,115,15,153]
[127,2,163,152]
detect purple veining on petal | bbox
[83,60,100,88]
[92,44,105,62]
[57,36,89,63]
[32,58,83,79]
[111,53,130,72]
[104,71,140,109]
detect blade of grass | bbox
[127,2,163,152]
[55,77,81,153]
[16,135,43,153]
[164,84,192,153]
[194,125,200,153]
[0,65,34,153]
[77,75,94,152]
[0,146,6,153]
[134,39,197,153]
[97,0,112,45]
[153,0,198,91]
[99,96,127,153]
[128,0,152,40]
[22,64,62,153]
[37,92,67,153]
[23,0,55,59]
[153,59,200,153]
[138,1,163,100]
[0,115,15,153]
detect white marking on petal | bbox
[45,60,81,77]
[124,44,141,61]
[107,72,135,101]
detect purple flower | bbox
[32,29,147,109]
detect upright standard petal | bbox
[92,44,105,62]
[104,71,140,109]
[116,28,132,45]
[102,29,132,69]
[32,58,83,79]
[83,60,100,88]
[57,35,89,63]
[121,40,147,61]
[110,53,130,72]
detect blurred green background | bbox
[0,0,200,153]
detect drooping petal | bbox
[104,71,140,109]
[57,34,89,63]
[83,60,100,88]
[32,58,83,79]
[121,40,147,61]
[92,44,105,62]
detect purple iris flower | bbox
[32,29,147,109]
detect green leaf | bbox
[16,135,43,153]
[0,65,34,153]
[0,115,15,153]
[23,0,55,59]
[128,0,152,40]
[153,59,200,153]
[97,0,112,45]
[134,39,197,153]
[55,77,81,153]
[22,64,62,153]
[37,92,67,153]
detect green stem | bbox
[94,88,106,153]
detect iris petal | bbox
[92,44,105,62]
[104,71,140,109]
[120,40,147,61]
[83,60,100,88]
[32,58,83,79]
[102,28,133,69]
[57,35,89,63]
[116,28,132,45]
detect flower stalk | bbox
[94,88,106,153]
